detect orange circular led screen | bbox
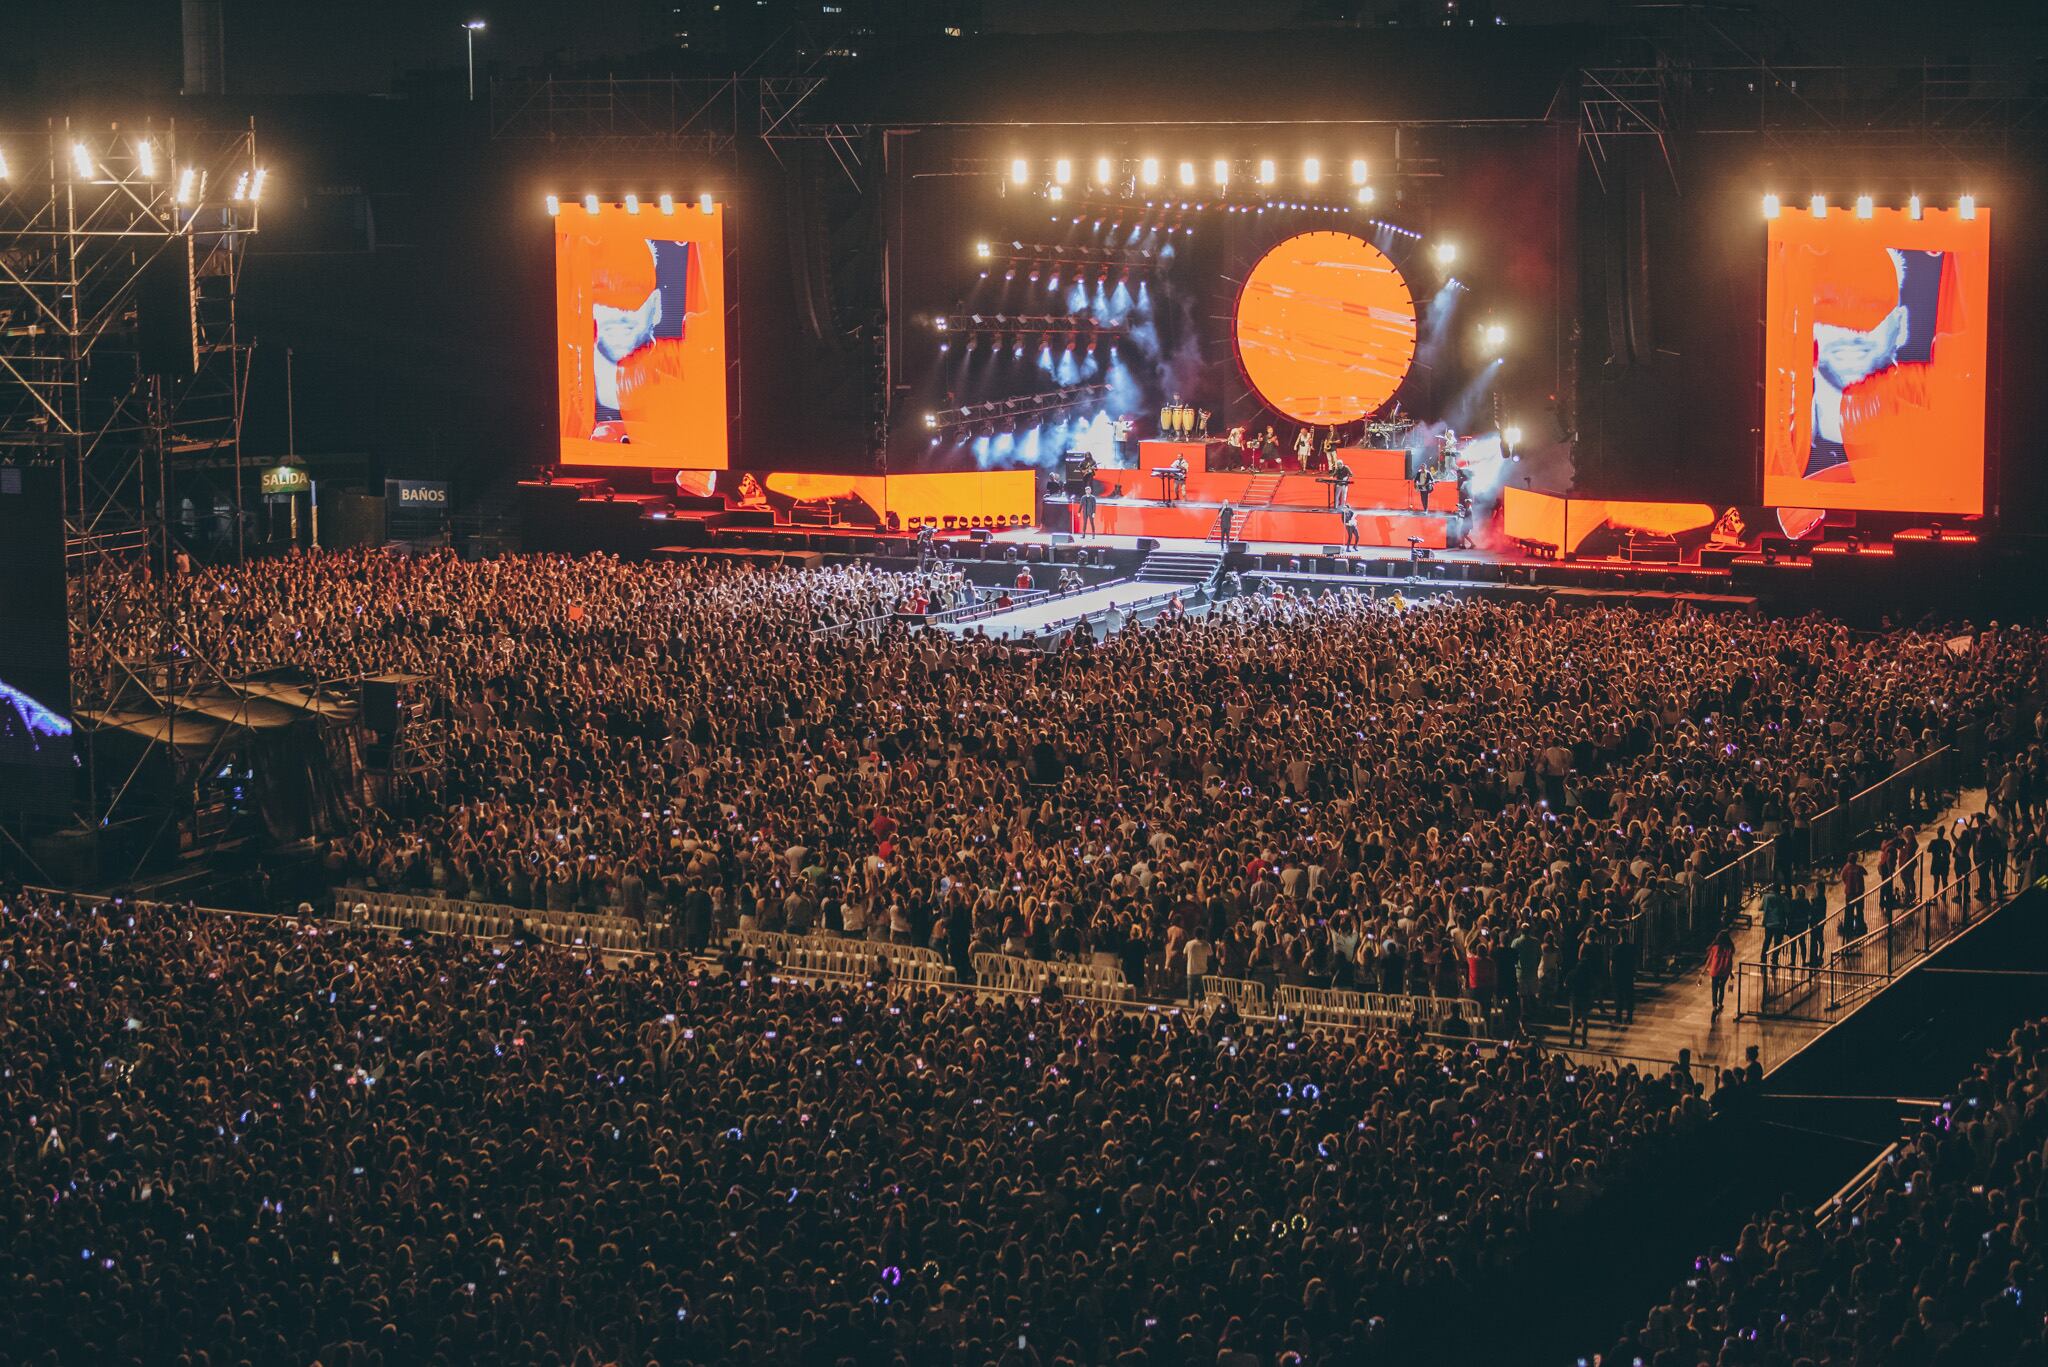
[1234,231,1418,426]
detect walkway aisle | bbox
[940,580,1182,639]
[1540,786,1990,1078]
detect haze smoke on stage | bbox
[1415,280,1465,373]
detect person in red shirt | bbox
[1703,929,1737,1019]
[1015,566,1034,591]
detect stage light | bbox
[1908,193,1922,220]
[1052,157,1072,186]
[699,192,715,214]
[1503,425,1523,448]
[624,193,641,214]
[1350,158,1368,185]
[232,171,250,201]
[1048,185,1064,202]
[1094,155,1112,186]
[1258,158,1276,185]
[934,316,948,330]
[1481,322,1507,351]
[1810,193,1826,218]
[0,147,9,181]
[1854,194,1873,219]
[975,240,991,258]
[176,167,199,205]
[1959,194,1977,219]
[1761,193,1781,220]
[1302,157,1321,185]
[583,193,600,214]
[71,141,95,179]
[659,193,675,214]
[1356,185,1375,205]
[923,412,937,428]
[1210,158,1229,188]
[544,193,561,215]
[1010,158,1029,186]
[1140,158,1160,186]
[249,167,267,202]
[1433,241,1458,268]
[1178,160,1196,188]
[136,138,157,178]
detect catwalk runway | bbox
[938,579,1184,640]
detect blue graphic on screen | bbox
[0,676,74,765]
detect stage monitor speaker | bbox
[362,677,406,735]
[1050,532,1072,544]
[1322,545,1341,557]
[970,528,993,543]
[136,240,198,378]
[1698,546,1740,570]
[1136,537,1160,553]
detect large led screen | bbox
[1763,205,1989,515]
[1233,230,1418,426]
[0,465,78,815]
[555,202,729,469]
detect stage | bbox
[1062,440,1464,550]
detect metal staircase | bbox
[1138,548,1225,587]
[1243,472,1284,505]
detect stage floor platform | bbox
[937,579,1184,640]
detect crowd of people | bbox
[1,889,1714,1365]
[74,551,2048,1028]
[1596,1017,2048,1366]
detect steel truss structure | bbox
[491,77,742,166]
[0,118,264,872]
[1581,44,2048,188]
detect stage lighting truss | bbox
[999,155,1386,204]
[1759,193,1981,222]
[924,383,1113,434]
[0,117,266,852]
[936,314,1128,340]
[977,239,1159,270]
[544,192,713,216]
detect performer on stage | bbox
[1197,407,1211,438]
[1261,426,1279,469]
[1217,502,1236,547]
[1331,459,1354,508]
[1169,453,1189,501]
[1341,504,1359,549]
[1293,427,1313,469]
[1111,415,1134,465]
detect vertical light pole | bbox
[463,20,487,101]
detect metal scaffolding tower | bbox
[0,117,264,866]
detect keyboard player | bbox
[1323,459,1354,508]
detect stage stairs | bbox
[1138,548,1225,587]
[1243,472,1284,505]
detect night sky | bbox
[10,0,2043,102]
